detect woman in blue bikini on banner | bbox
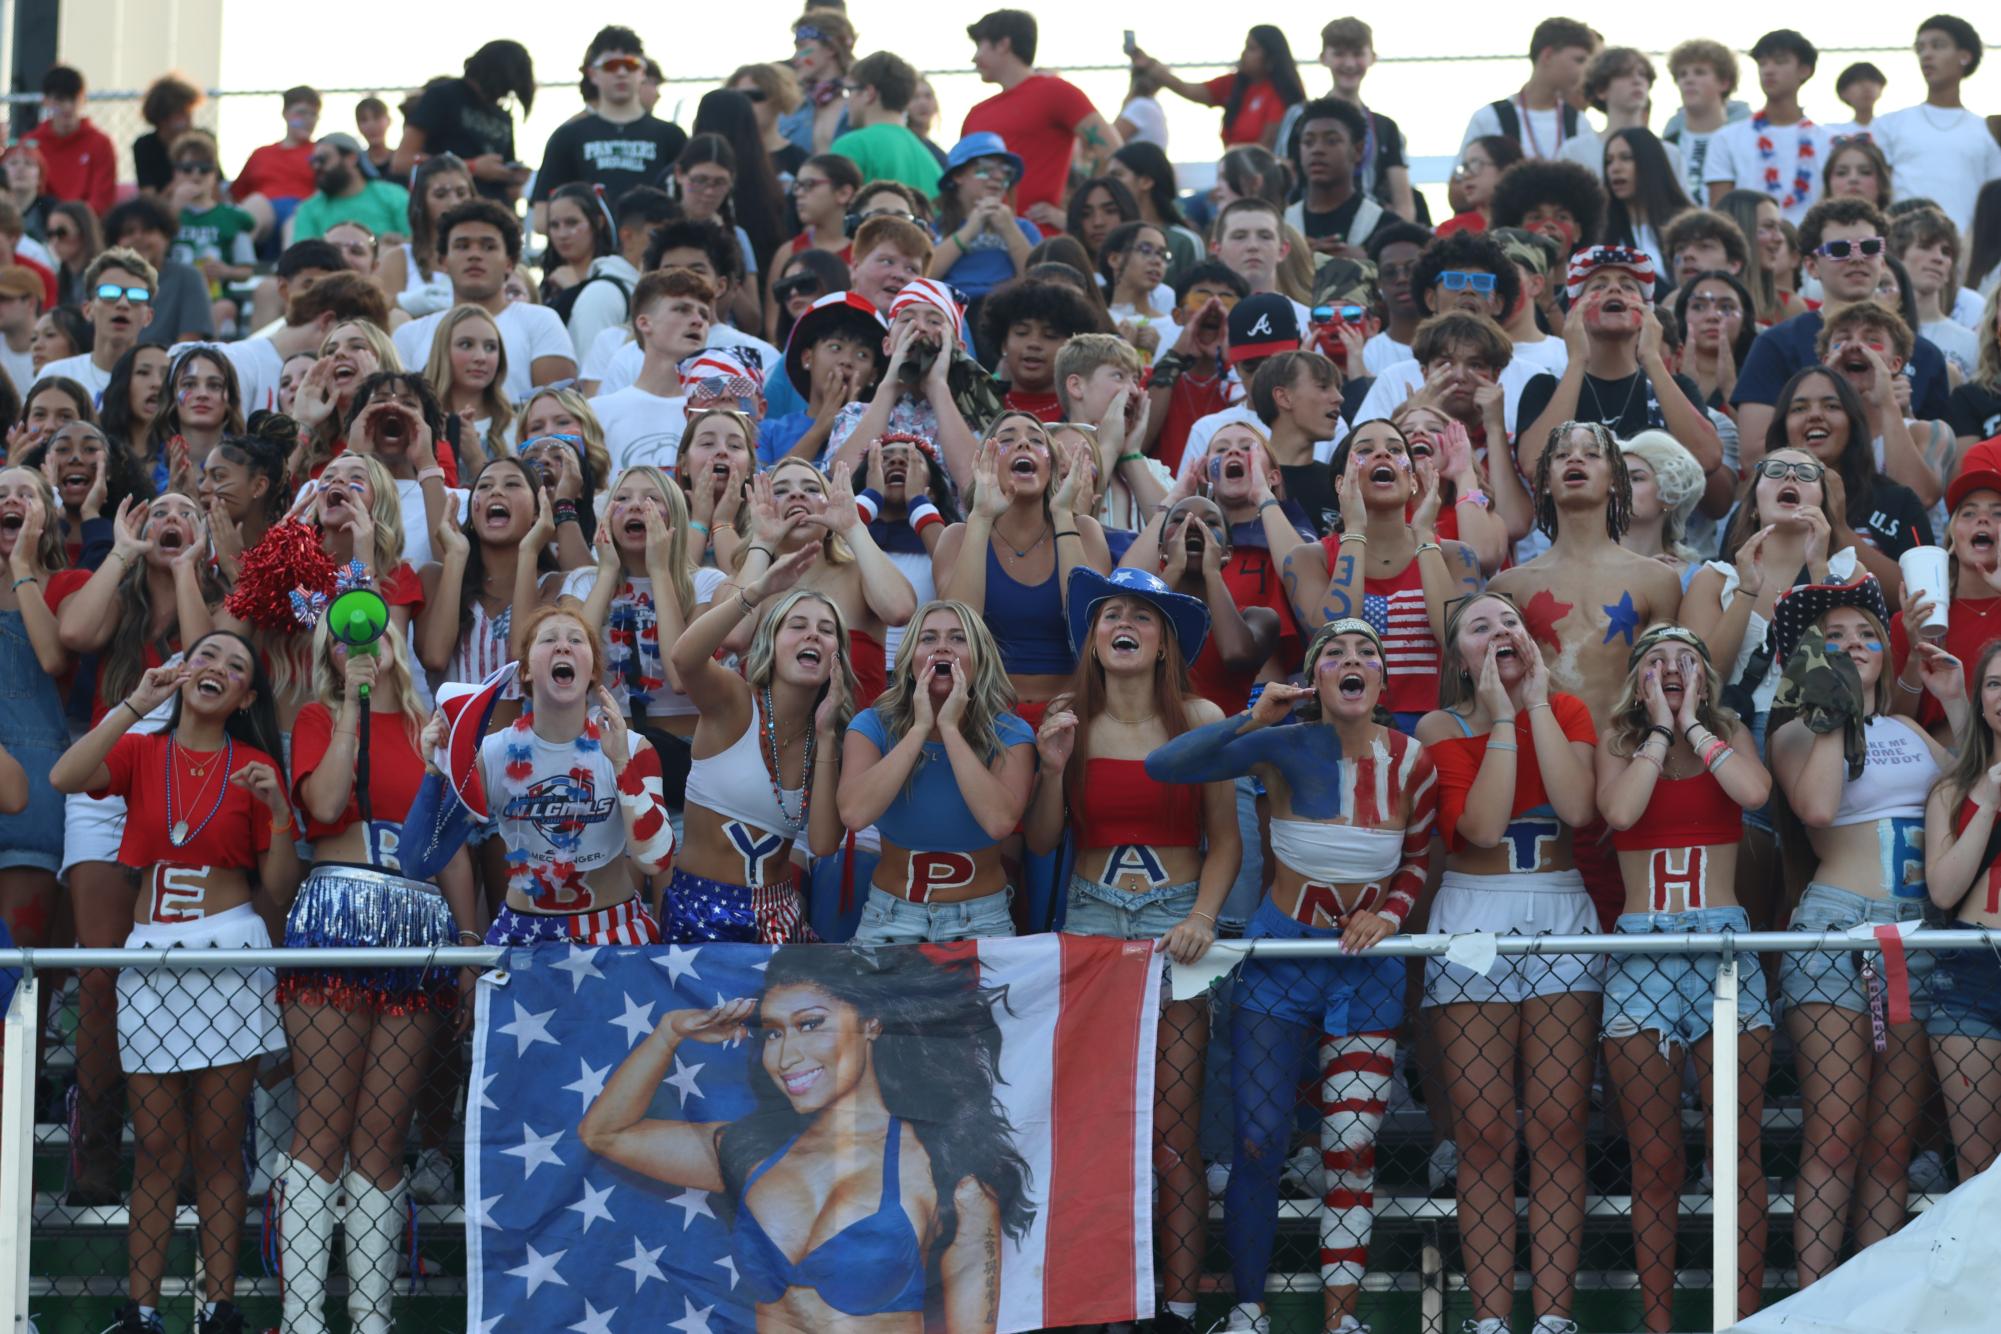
[581,946,1035,1333]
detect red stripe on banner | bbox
[1043,934,1150,1322]
[1874,925,1913,1026]
[1323,1051,1396,1077]
[1323,1145,1376,1172]
[1323,1188,1374,1210]
[1321,1246,1370,1266]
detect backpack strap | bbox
[1489,98,1520,144]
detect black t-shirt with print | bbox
[1948,383,2001,444]
[1848,478,1933,558]
[1299,193,1394,249]
[532,113,688,207]
[409,78,517,200]
[1515,368,1709,443]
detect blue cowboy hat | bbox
[941,131,1025,185]
[1067,566,1211,663]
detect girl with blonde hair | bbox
[421,303,513,468]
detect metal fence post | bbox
[1710,943,1739,1333]
[1,970,40,1329]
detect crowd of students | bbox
[4,9,2001,1334]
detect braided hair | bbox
[1531,419,1631,540]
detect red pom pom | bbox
[224,521,337,632]
[505,760,533,781]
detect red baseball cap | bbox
[1947,438,2001,514]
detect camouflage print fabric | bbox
[950,346,1006,435]
[1773,624,1867,779]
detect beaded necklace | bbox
[759,686,815,829]
[165,734,234,847]
[1752,110,1817,212]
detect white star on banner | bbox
[616,1235,667,1292]
[502,1124,564,1180]
[498,1002,559,1057]
[476,1071,499,1111]
[505,1242,568,1297]
[567,1300,618,1334]
[562,1058,611,1110]
[608,992,657,1049]
[713,1254,739,1290]
[551,944,605,993]
[668,1297,716,1334]
[468,1193,503,1231]
[664,1054,705,1105]
[668,1186,716,1227]
[565,1179,615,1232]
[474,1318,501,1334]
[652,943,702,986]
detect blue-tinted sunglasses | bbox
[94,283,152,304]
[1437,270,1498,294]
[1311,303,1367,324]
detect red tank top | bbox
[1609,769,1744,851]
[1074,757,1201,848]
[848,629,887,707]
[1314,536,1441,715]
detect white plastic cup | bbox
[1898,546,1950,640]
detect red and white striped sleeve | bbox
[615,741,676,875]
[1381,738,1438,926]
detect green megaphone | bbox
[325,586,390,700]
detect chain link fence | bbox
[3,930,1997,1332]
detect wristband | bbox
[1054,529,1080,541]
[552,499,579,526]
[417,467,446,485]
[746,545,774,562]
[1257,498,1283,513]
[856,488,884,524]
[1706,745,1736,771]
[270,809,295,837]
[1486,741,1519,753]
[11,575,37,591]
[1458,489,1491,508]
[1118,452,1146,464]
[1645,724,1674,745]
[457,930,483,944]
[688,519,710,535]
[118,699,143,723]
[907,498,943,536]
[1414,541,1442,558]
[737,589,758,616]
[1188,909,1216,925]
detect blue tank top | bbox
[732,1115,926,1315]
[984,543,1074,674]
[850,707,1034,850]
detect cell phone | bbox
[1123,31,1137,56]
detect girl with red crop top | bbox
[720,457,916,707]
[1413,592,1601,1334]
[278,615,480,1334]
[46,490,221,1205]
[50,632,297,1334]
[1920,638,2001,1184]
[1282,419,1483,733]
[1594,625,1774,1332]
[1025,567,1233,1328]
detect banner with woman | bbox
[467,934,1163,1332]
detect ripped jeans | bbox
[1602,906,1773,1053]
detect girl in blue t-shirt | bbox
[836,598,1035,943]
[929,134,1040,300]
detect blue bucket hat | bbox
[1066,566,1211,663]
[942,131,1025,185]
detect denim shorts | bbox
[852,885,1014,945]
[1925,931,2001,1042]
[1779,883,1932,1021]
[1062,875,1197,940]
[1234,898,1405,1036]
[1603,907,1773,1052]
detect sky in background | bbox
[209,3,2000,216]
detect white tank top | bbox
[1833,716,1939,826]
[682,703,805,840]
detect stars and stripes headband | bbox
[1565,244,1657,301]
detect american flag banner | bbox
[466,934,1163,1332]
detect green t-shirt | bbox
[290,179,411,242]
[827,123,942,197]
[172,203,258,266]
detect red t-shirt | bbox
[290,701,428,844]
[961,75,1097,222]
[45,567,179,725]
[378,562,425,616]
[1890,596,2001,730]
[1435,211,1488,238]
[1429,691,1596,853]
[232,140,317,203]
[1149,369,1233,477]
[1202,75,1288,147]
[22,118,117,214]
[91,730,277,870]
[1001,388,1063,422]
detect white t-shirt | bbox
[1362,330,1411,375]
[592,385,689,474]
[1952,287,1986,329]
[591,323,784,398]
[392,479,466,570]
[393,301,577,402]
[1669,127,1725,203]
[1703,117,1831,226]
[1874,105,2001,236]
[0,344,34,398]
[1461,98,1599,163]
[1352,355,1546,439]
[1921,317,1979,381]
[1509,336,1569,378]
[1106,304,1179,367]
[1116,96,1168,149]
[37,351,113,402]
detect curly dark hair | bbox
[715,946,1037,1255]
[1410,230,1523,318]
[1531,419,1632,540]
[344,370,447,447]
[1489,159,1607,258]
[209,413,298,522]
[979,276,1110,353]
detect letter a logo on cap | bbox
[1247,314,1273,338]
